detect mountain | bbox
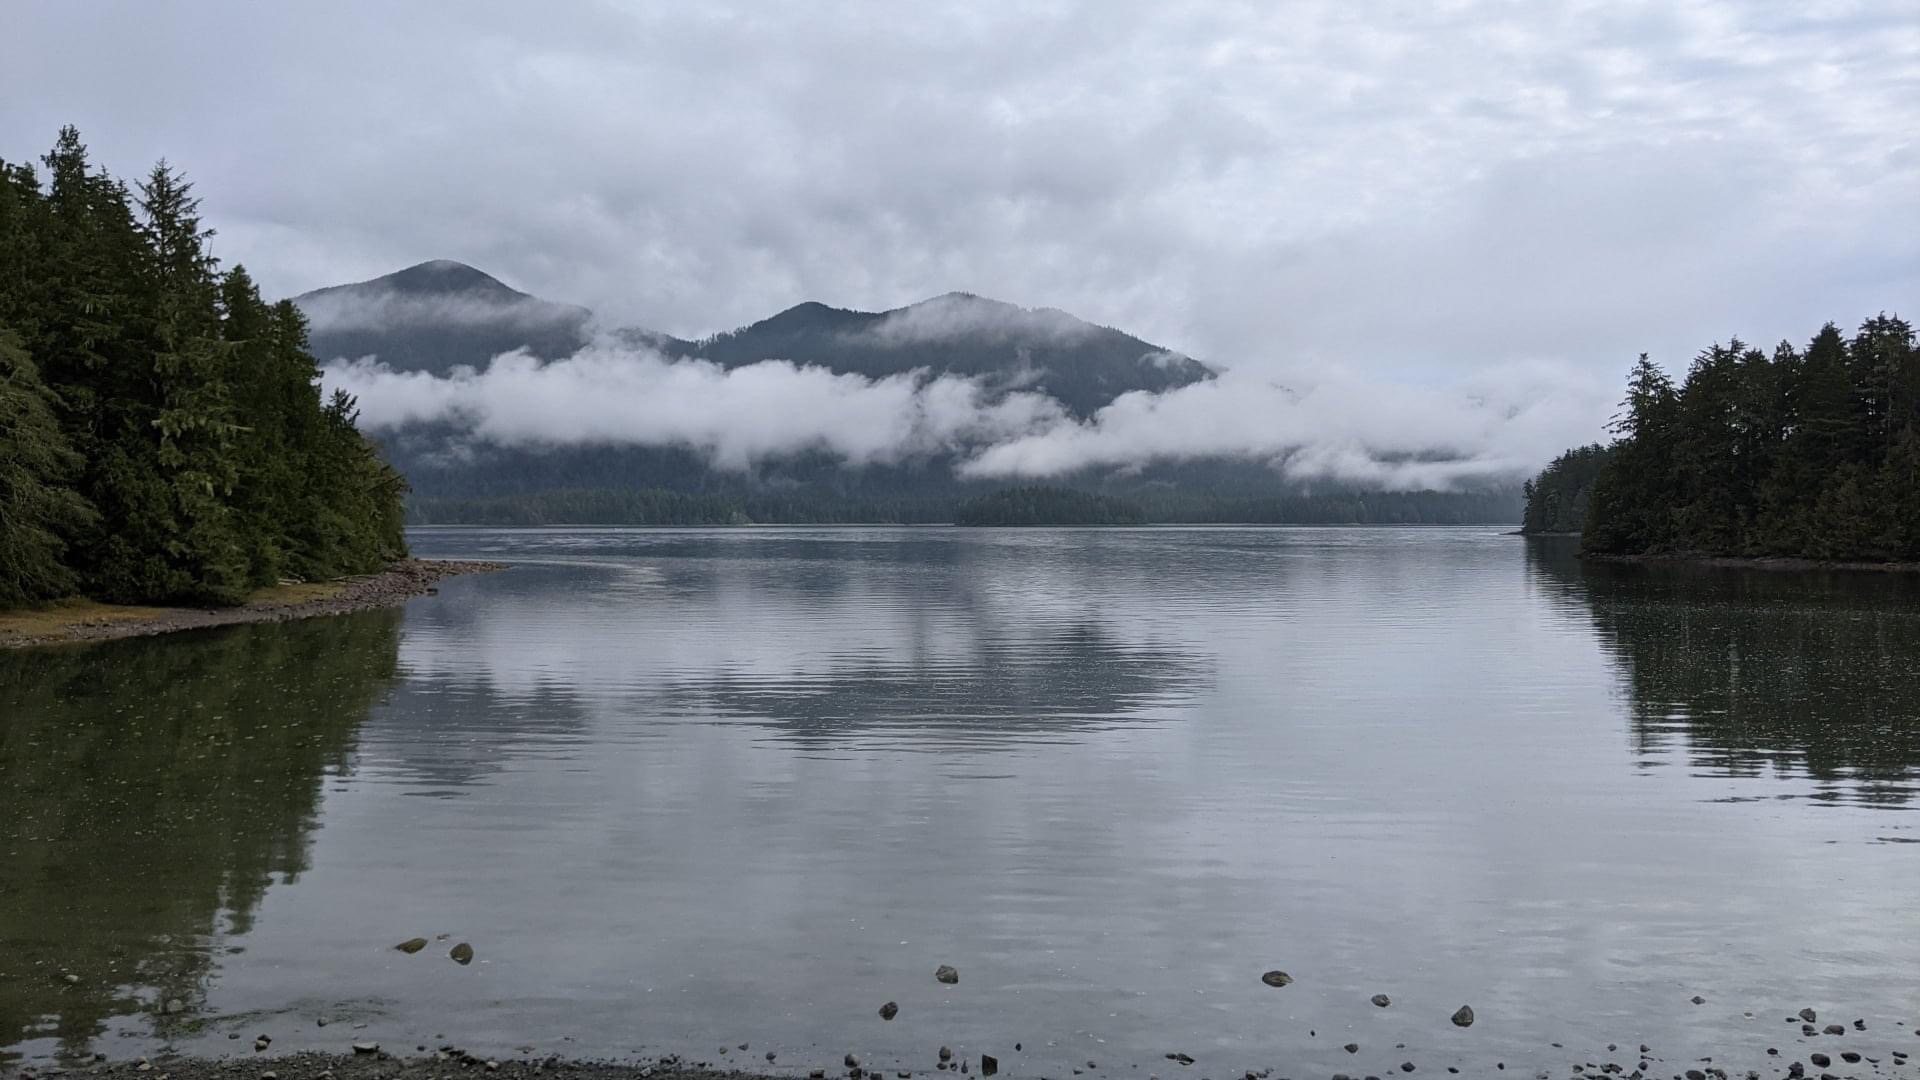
[294,263,1210,417]
[288,261,1520,525]
[295,260,597,372]
[686,292,1212,417]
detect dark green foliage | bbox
[955,486,1148,526]
[0,128,407,609]
[1542,315,1920,562]
[0,330,96,606]
[1520,444,1611,534]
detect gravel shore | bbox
[0,559,507,649]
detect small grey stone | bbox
[980,1057,998,1078]
[847,1054,862,1069]
[1691,996,1705,1005]
[1260,971,1292,988]
[935,965,959,984]
[1808,1053,1829,1068]
[352,1043,379,1056]
[880,1001,899,1021]
[1371,994,1392,1008]
[1345,1045,1360,1054]
[1799,1008,1817,1023]
[1821,1025,1844,1036]
[1451,1005,1475,1028]
[940,1048,954,1063]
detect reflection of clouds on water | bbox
[382,530,1214,763]
[667,620,1206,750]
[1525,540,1920,807]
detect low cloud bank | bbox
[324,340,1615,487]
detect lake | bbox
[5,527,1920,1076]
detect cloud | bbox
[854,294,1104,348]
[324,339,1616,488]
[325,344,1067,471]
[4,0,1911,391]
[958,362,1619,489]
[298,291,585,334]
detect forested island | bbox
[0,129,407,609]
[1526,314,1919,562]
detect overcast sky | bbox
[5,1,1917,391]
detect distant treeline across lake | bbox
[408,485,1524,527]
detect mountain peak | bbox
[374,259,524,298]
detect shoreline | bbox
[0,559,507,649]
[1581,551,1920,574]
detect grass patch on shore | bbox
[0,580,352,643]
[0,597,172,641]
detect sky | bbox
[5,1,1919,477]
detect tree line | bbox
[0,128,407,609]
[411,485,1522,527]
[1526,313,1920,560]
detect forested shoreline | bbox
[0,129,407,609]
[409,486,1522,527]
[1525,314,1919,562]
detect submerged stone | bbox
[395,937,429,954]
[450,942,475,965]
[1260,970,1292,988]
[1451,1005,1475,1028]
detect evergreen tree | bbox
[0,127,409,609]
[0,329,96,605]
[1555,314,1918,563]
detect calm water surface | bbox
[5,527,1920,1075]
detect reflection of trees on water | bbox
[0,612,403,1063]
[1526,539,1920,806]
[669,620,1208,750]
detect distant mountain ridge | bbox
[295,260,595,373]
[293,260,1212,416]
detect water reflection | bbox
[1527,539,1920,806]
[671,620,1205,749]
[0,613,403,1062]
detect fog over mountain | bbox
[306,261,1610,491]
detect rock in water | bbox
[935,964,959,984]
[847,1055,861,1069]
[1372,994,1392,1008]
[352,1043,380,1055]
[1344,1045,1360,1055]
[450,942,475,965]
[939,1048,953,1062]
[980,1056,998,1077]
[1822,1024,1844,1036]
[1798,1008,1817,1023]
[1691,995,1706,1005]
[1261,970,1293,988]
[395,938,429,954]
[880,1001,899,1021]
[1451,1006,1475,1028]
